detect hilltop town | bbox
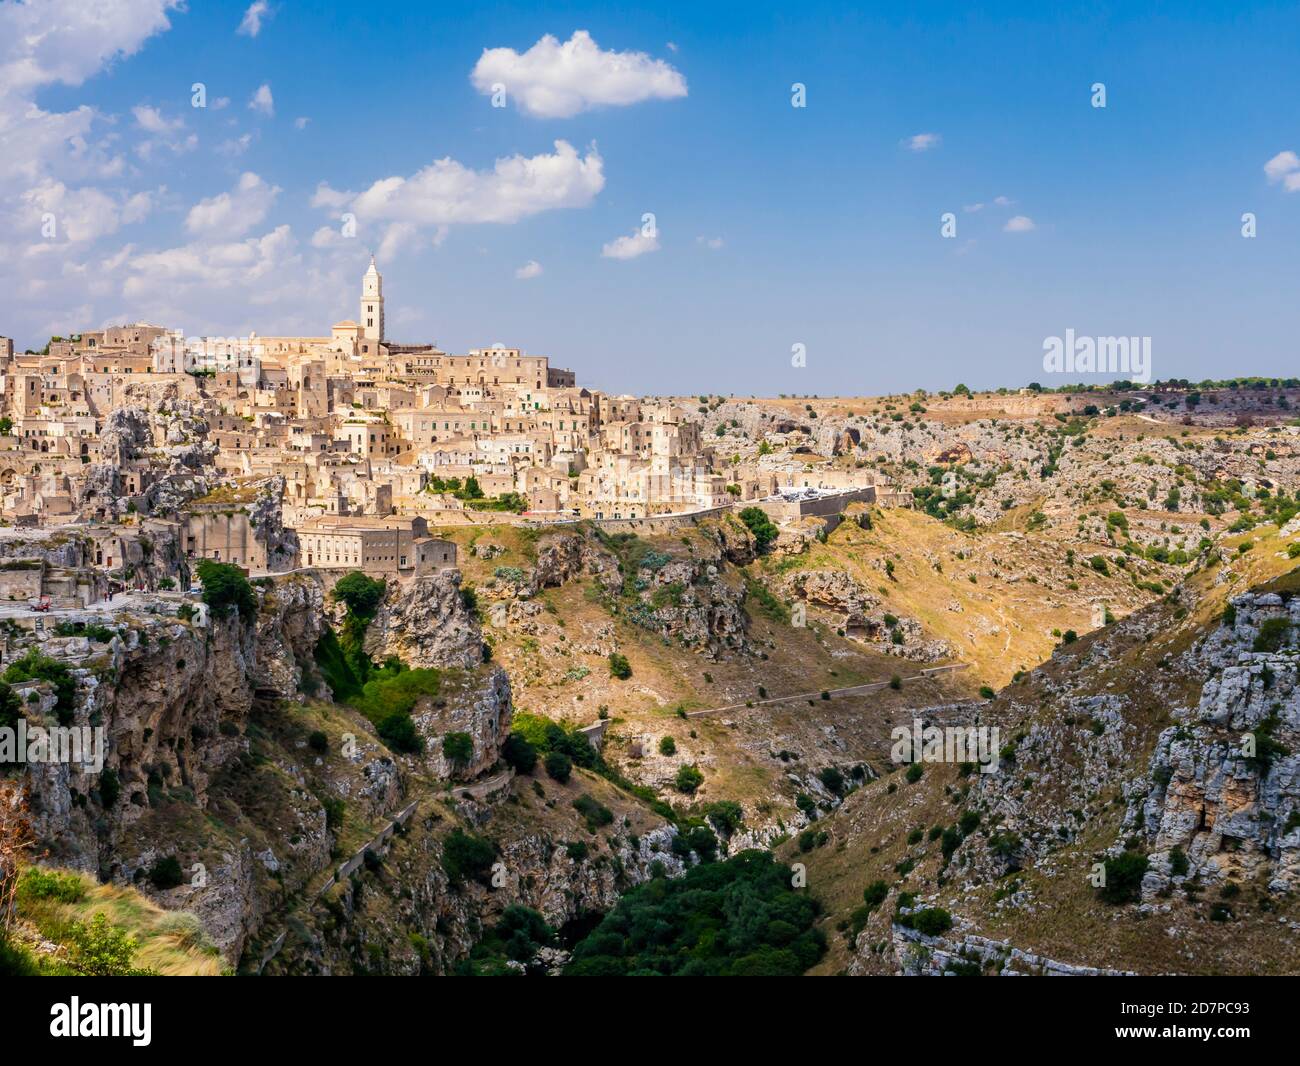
[0,258,895,596]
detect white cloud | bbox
[471,30,687,118]
[123,224,298,302]
[212,96,231,110]
[311,182,353,210]
[696,235,723,250]
[1003,215,1036,233]
[237,1,272,38]
[904,132,941,152]
[294,116,310,130]
[249,83,274,116]
[19,180,154,243]
[515,259,543,279]
[0,0,179,188]
[602,228,659,260]
[993,195,1014,206]
[329,140,604,257]
[132,104,182,134]
[1264,150,1300,191]
[217,133,255,156]
[963,203,985,213]
[185,172,280,236]
[131,104,194,159]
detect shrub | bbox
[544,750,572,783]
[308,731,329,754]
[1169,845,1189,877]
[195,559,256,621]
[674,764,704,794]
[862,880,889,911]
[1099,851,1149,905]
[66,914,155,976]
[608,653,632,680]
[331,571,386,619]
[573,794,614,832]
[442,731,474,767]
[1253,617,1291,653]
[441,828,496,886]
[147,856,185,890]
[17,867,86,904]
[905,763,924,784]
[658,735,677,756]
[98,767,120,808]
[501,732,538,774]
[910,907,953,936]
[738,507,779,551]
[2,650,77,725]
[377,713,422,754]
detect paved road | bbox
[0,589,179,623]
[684,663,969,718]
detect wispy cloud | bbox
[249,83,274,116]
[904,132,941,152]
[1264,150,1300,191]
[1003,215,1036,233]
[602,228,660,260]
[237,1,272,38]
[515,259,543,279]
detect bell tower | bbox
[361,254,384,342]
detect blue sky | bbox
[2,0,1299,395]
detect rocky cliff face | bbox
[1134,590,1300,897]
[364,570,484,670]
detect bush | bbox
[331,571,386,619]
[1099,851,1149,905]
[2,650,77,726]
[658,735,677,756]
[308,730,329,754]
[909,907,954,936]
[66,914,155,976]
[544,750,572,783]
[573,794,614,832]
[738,507,779,551]
[905,763,924,784]
[148,856,185,890]
[98,767,120,808]
[17,867,86,904]
[442,731,474,767]
[1253,617,1291,653]
[501,732,538,774]
[377,714,422,754]
[608,653,632,680]
[195,559,256,621]
[441,828,496,887]
[674,764,704,794]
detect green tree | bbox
[195,559,256,621]
[331,571,385,619]
[738,507,779,551]
[501,732,538,774]
[544,750,572,783]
